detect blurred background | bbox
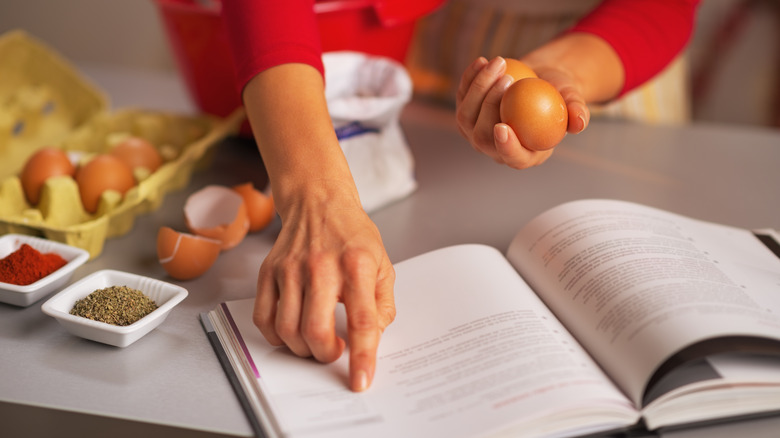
[1,0,778,129]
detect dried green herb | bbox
[70,285,158,326]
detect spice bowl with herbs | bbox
[0,234,90,307]
[41,269,188,347]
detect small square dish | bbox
[0,234,90,307]
[41,269,188,347]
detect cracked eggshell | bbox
[184,185,249,250]
[157,226,221,280]
[232,182,275,232]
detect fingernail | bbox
[577,114,586,133]
[495,124,509,143]
[486,57,505,75]
[354,370,369,392]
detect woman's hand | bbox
[455,56,588,169]
[254,183,396,393]
[455,34,624,169]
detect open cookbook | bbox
[202,199,780,438]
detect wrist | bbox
[271,175,363,220]
[522,32,624,103]
[240,63,364,219]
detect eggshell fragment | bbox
[157,226,222,280]
[499,77,567,151]
[184,185,249,250]
[232,182,275,232]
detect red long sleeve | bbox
[570,0,700,95]
[221,0,324,94]
[221,0,699,98]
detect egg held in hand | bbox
[20,147,76,205]
[75,154,136,214]
[504,58,537,82]
[499,77,568,151]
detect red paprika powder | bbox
[0,243,67,285]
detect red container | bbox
[154,0,443,119]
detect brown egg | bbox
[75,154,136,214]
[232,182,275,232]
[504,58,537,82]
[499,77,567,151]
[20,147,76,205]
[110,136,163,173]
[157,226,222,280]
[184,185,249,250]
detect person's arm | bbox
[455,0,700,170]
[221,0,396,392]
[242,64,396,393]
[570,0,701,97]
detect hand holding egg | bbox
[455,56,585,169]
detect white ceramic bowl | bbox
[0,234,90,307]
[41,269,188,347]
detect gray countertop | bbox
[2,66,780,438]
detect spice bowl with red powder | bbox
[0,234,89,307]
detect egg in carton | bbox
[0,30,244,259]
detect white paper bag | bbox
[323,51,417,213]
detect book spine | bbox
[200,312,267,438]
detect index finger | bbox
[341,252,381,392]
[455,57,488,104]
[456,57,506,132]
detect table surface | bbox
[2,65,780,438]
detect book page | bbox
[506,199,780,407]
[221,244,638,438]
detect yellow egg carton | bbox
[0,30,245,258]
